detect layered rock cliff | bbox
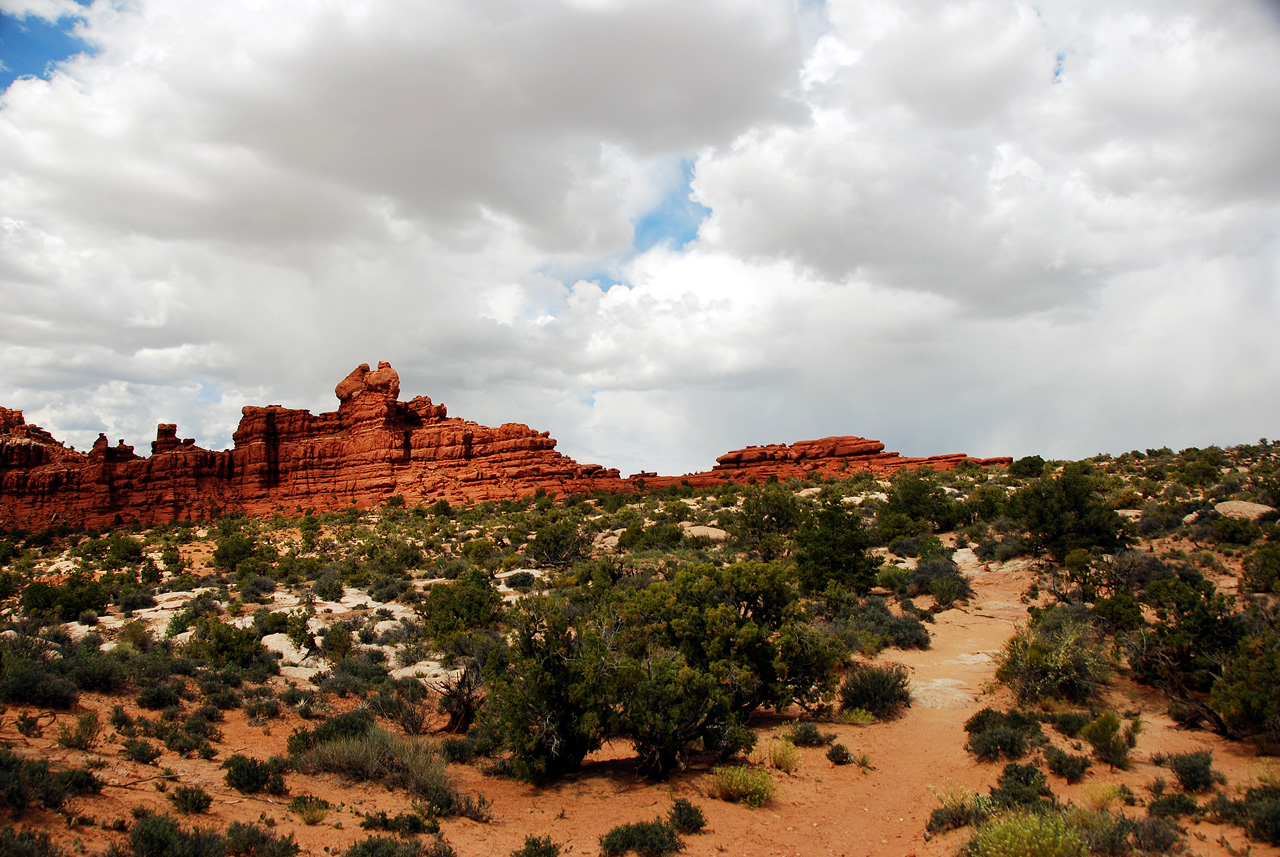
[0,362,1008,529]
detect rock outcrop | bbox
[641,436,1010,489]
[0,362,1008,529]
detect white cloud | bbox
[0,0,85,22]
[2,0,1280,477]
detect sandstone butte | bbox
[0,361,1011,530]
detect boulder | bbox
[1215,500,1276,521]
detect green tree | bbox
[1210,628,1280,746]
[213,531,259,574]
[417,567,503,647]
[525,518,587,567]
[1011,463,1131,561]
[1130,578,1243,701]
[732,485,802,560]
[486,595,613,784]
[885,469,964,532]
[792,499,877,594]
[614,649,728,777]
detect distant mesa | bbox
[0,362,1009,529]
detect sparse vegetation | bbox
[1,439,1279,852]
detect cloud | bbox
[0,0,86,22]
[1,0,1279,478]
[694,0,1280,311]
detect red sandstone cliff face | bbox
[0,363,1009,529]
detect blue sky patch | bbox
[631,159,711,253]
[0,5,92,92]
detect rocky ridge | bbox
[0,362,1008,529]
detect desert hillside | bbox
[0,443,1278,857]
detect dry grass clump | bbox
[705,765,775,808]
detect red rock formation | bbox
[639,436,1010,490]
[0,363,1008,529]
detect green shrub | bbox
[1079,712,1141,771]
[963,708,1042,762]
[926,780,993,834]
[705,766,774,808]
[989,763,1054,811]
[225,822,300,857]
[346,836,454,857]
[1241,788,1280,844]
[525,520,587,567]
[762,738,799,774]
[667,798,705,835]
[1058,808,1132,855]
[54,710,100,751]
[505,572,536,592]
[243,697,282,721]
[1128,816,1183,853]
[838,662,911,720]
[360,811,436,836]
[286,709,375,754]
[784,722,835,747]
[509,836,560,857]
[1242,544,1280,593]
[792,498,878,594]
[967,728,1027,762]
[1148,791,1198,819]
[438,736,476,764]
[598,819,682,857]
[52,767,100,799]
[1209,625,1280,741]
[0,827,62,857]
[239,574,276,602]
[1010,461,1132,561]
[965,812,1086,857]
[21,574,108,621]
[221,754,288,796]
[138,680,184,710]
[1050,712,1092,739]
[0,750,81,816]
[1044,747,1091,784]
[288,795,331,825]
[129,812,226,857]
[826,743,852,765]
[1009,456,1046,478]
[290,729,481,820]
[907,559,972,607]
[122,738,163,765]
[996,607,1111,703]
[829,596,930,652]
[169,785,213,814]
[1159,750,1219,793]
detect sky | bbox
[2,0,1279,478]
